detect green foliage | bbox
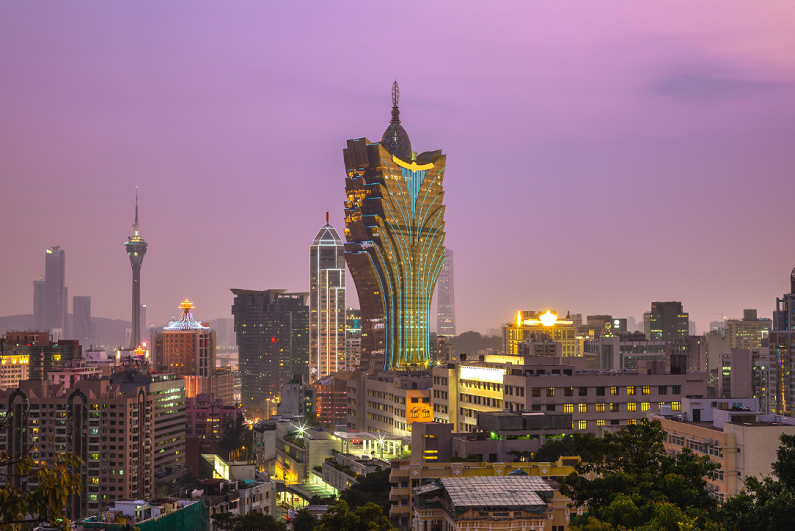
[560,419,722,531]
[291,508,317,531]
[315,501,395,531]
[446,453,482,462]
[309,494,336,506]
[533,434,579,462]
[0,451,82,531]
[218,415,248,461]
[339,467,391,514]
[718,434,795,531]
[211,512,286,531]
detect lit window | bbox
[627,386,636,396]
[672,401,682,411]
[564,404,574,413]
[578,420,587,430]
[642,386,651,395]
[578,404,587,413]
[546,388,555,397]
[641,402,650,412]
[596,403,605,413]
[597,420,605,426]
[610,387,618,396]
[627,403,637,412]
[628,419,637,425]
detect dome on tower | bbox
[381,81,412,160]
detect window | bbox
[546,388,555,397]
[672,385,681,395]
[610,403,619,412]
[532,388,541,397]
[422,411,430,418]
[564,387,573,397]
[627,386,636,396]
[658,386,668,395]
[597,420,605,426]
[642,386,651,395]
[546,404,556,411]
[610,386,619,396]
[641,402,650,412]
[579,387,588,397]
[627,403,637,412]
[532,404,542,411]
[578,404,587,413]
[596,387,605,396]
[672,401,682,411]
[628,419,637,425]
[564,404,574,413]
[578,420,587,430]
[411,411,419,418]
[596,403,605,413]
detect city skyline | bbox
[2,3,795,334]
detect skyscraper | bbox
[769,268,795,414]
[647,301,689,341]
[231,289,309,419]
[154,300,216,378]
[309,213,346,381]
[343,81,447,371]
[436,248,456,337]
[124,191,148,348]
[72,295,92,348]
[34,246,67,333]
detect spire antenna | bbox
[326,211,330,225]
[392,80,399,108]
[134,187,140,236]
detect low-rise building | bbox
[79,498,205,531]
[0,353,29,389]
[346,371,433,435]
[412,475,576,531]
[388,456,578,529]
[317,453,387,494]
[252,420,279,472]
[651,397,795,502]
[47,360,102,388]
[274,422,341,485]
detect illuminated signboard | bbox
[459,366,506,383]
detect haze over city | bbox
[2,1,795,332]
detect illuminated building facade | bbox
[647,301,689,341]
[345,308,362,369]
[309,215,346,381]
[502,310,580,357]
[726,309,771,350]
[0,354,29,389]
[345,370,433,435]
[124,191,148,348]
[152,300,216,380]
[343,82,447,371]
[769,268,795,414]
[231,289,309,419]
[436,248,456,337]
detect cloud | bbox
[649,73,788,99]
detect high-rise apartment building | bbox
[647,301,689,341]
[231,289,309,419]
[152,300,215,378]
[343,82,447,371]
[345,308,362,369]
[769,268,795,414]
[32,246,67,333]
[0,378,156,519]
[436,248,456,337]
[725,309,771,350]
[72,296,92,349]
[124,192,148,348]
[309,215,346,382]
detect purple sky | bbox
[2,2,795,334]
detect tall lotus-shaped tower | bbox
[343,81,447,371]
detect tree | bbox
[560,419,722,531]
[0,407,83,531]
[218,415,247,461]
[291,508,317,531]
[315,501,395,531]
[533,435,579,462]
[211,512,286,531]
[719,433,795,531]
[339,467,391,514]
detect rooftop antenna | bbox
[133,187,139,236]
[326,211,330,225]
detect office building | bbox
[152,300,216,379]
[647,301,689,340]
[345,308,362,369]
[503,310,579,357]
[0,378,156,518]
[436,248,456,337]
[0,353,29,389]
[33,278,46,330]
[725,309,771,350]
[309,215,346,382]
[345,370,433,435]
[343,81,447,371]
[124,192,148,348]
[72,295,92,349]
[231,289,309,419]
[431,354,707,433]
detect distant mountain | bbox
[0,314,131,349]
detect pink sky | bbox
[1,1,794,333]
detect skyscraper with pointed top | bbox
[310,212,346,381]
[125,191,148,348]
[343,81,447,371]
